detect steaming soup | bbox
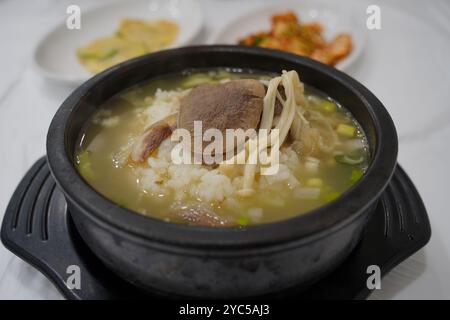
[75,68,369,227]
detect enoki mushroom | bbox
[220,70,310,197]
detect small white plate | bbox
[34,0,203,85]
[212,0,365,71]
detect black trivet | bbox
[1,157,431,299]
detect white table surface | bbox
[0,0,449,300]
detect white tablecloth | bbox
[0,0,449,299]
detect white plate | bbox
[34,0,203,85]
[212,0,365,71]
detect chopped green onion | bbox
[323,191,340,203]
[113,196,128,209]
[335,154,364,165]
[336,124,356,137]
[307,95,322,107]
[237,216,250,226]
[77,48,118,60]
[213,70,235,80]
[320,100,337,113]
[294,187,321,200]
[306,178,323,188]
[304,157,320,174]
[247,208,263,222]
[76,151,94,180]
[180,74,214,88]
[101,48,118,59]
[350,168,364,184]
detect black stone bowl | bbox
[46,45,398,298]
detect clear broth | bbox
[75,68,370,226]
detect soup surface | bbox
[75,68,369,226]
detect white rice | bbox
[144,88,188,124]
[133,89,303,212]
